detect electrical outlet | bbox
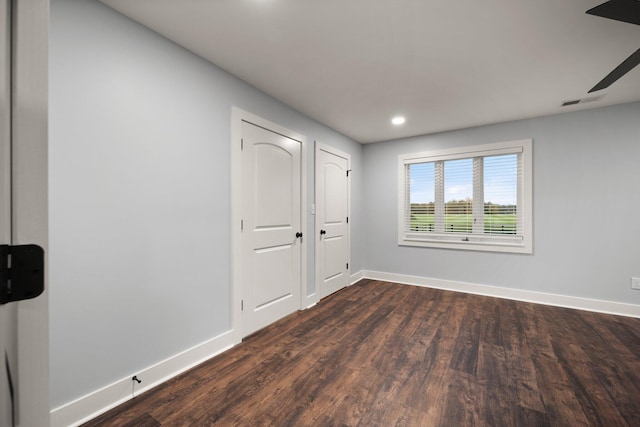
[632,277,640,290]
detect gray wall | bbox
[49,0,363,408]
[363,102,640,305]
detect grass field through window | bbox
[410,213,517,234]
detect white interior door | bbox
[241,120,302,336]
[1,1,49,425]
[316,142,350,300]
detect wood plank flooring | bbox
[83,279,640,426]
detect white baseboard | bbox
[363,270,640,318]
[350,270,365,285]
[303,300,318,310]
[50,330,239,427]
[303,271,364,309]
[303,291,319,310]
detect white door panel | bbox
[316,143,350,300]
[253,244,294,308]
[254,143,293,228]
[242,121,301,336]
[324,163,347,223]
[323,236,346,280]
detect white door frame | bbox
[1,0,49,425]
[314,141,351,304]
[0,2,13,424]
[231,107,307,341]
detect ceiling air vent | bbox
[562,99,581,106]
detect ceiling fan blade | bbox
[586,0,640,25]
[589,48,640,92]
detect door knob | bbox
[296,232,303,238]
[320,229,326,235]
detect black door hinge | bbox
[0,245,45,305]
[346,263,349,270]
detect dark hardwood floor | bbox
[83,279,640,426]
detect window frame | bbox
[398,139,533,254]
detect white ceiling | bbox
[99,0,640,143]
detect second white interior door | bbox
[316,143,350,300]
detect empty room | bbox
[2,0,640,426]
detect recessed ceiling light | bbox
[391,116,406,126]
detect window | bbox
[398,139,532,253]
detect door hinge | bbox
[241,219,244,231]
[346,216,349,224]
[241,138,244,151]
[0,245,45,305]
[241,300,244,311]
[346,263,349,270]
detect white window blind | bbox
[444,158,473,233]
[483,154,520,235]
[398,139,532,253]
[406,162,435,232]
